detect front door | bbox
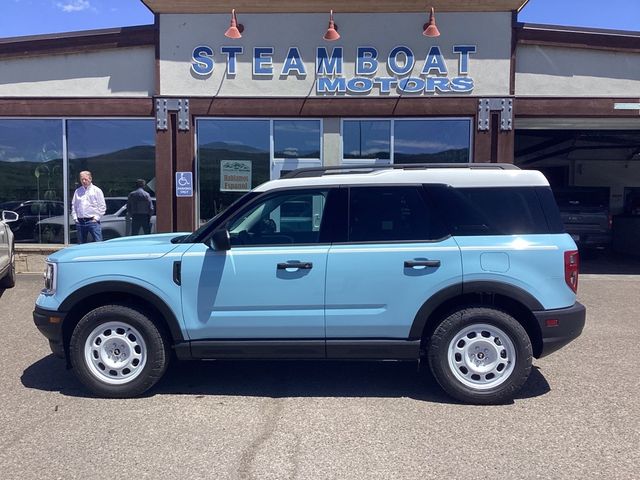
[180,188,333,341]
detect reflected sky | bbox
[0,120,63,163]
[66,120,155,159]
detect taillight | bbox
[608,214,613,230]
[564,250,579,293]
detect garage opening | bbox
[515,119,640,273]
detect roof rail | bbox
[281,163,520,179]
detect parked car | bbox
[0,210,19,289]
[0,200,64,243]
[34,164,585,404]
[554,187,612,251]
[35,198,155,243]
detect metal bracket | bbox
[478,98,513,131]
[155,98,190,131]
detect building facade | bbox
[1,0,639,259]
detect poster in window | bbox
[220,160,252,192]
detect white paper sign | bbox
[220,160,252,192]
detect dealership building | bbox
[1,0,639,269]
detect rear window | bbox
[428,186,559,235]
[553,187,609,209]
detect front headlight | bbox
[43,262,57,294]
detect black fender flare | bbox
[59,281,185,342]
[408,281,543,339]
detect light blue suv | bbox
[34,164,585,404]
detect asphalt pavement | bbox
[0,273,638,479]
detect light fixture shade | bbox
[423,7,441,37]
[323,10,340,41]
[224,9,243,39]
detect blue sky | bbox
[1,0,639,38]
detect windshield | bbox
[179,191,260,243]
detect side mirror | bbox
[1,210,19,223]
[210,229,231,251]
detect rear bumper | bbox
[33,306,66,359]
[534,302,586,358]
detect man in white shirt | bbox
[71,170,106,243]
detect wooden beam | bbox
[516,98,640,117]
[141,0,527,14]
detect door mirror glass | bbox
[210,229,231,251]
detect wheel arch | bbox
[411,282,544,358]
[59,281,184,361]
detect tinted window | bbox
[343,121,391,160]
[274,120,321,159]
[348,186,445,242]
[428,186,550,235]
[228,189,329,246]
[394,119,471,163]
[536,187,565,233]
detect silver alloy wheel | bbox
[84,321,147,385]
[447,323,516,390]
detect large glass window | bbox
[394,120,471,163]
[63,120,155,243]
[342,119,472,164]
[0,120,64,243]
[0,118,155,244]
[197,119,322,223]
[343,121,391,160]
[274,120,321,159]
[197,120,270,222]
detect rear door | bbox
[325,185,462,355]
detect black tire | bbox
[0,245,16,289]
[69,305,170,398]
[427,307,532,405]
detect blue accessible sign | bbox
[176,172,193,197]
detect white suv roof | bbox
[257,164,549,192]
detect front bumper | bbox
[33,305,66,359]
[534,302,586,358]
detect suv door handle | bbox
[404,260,441,268]
[277,262,313,270]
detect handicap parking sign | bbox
[176,172,193,197]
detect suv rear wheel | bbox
[428,307,532,404]
[69,305,170,398]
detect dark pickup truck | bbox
[554,187,612,251]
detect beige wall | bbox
[515,44,640,97]
[159,12,512,97]
[0,47,155,97]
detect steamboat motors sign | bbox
[191,45,477,95]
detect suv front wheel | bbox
[428,307,532,404]
[69,305,170,398]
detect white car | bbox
[0,210,18,289]
[36,198,156,243]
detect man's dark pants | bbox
[131,214,151,235]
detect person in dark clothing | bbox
[127,179,154,235]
